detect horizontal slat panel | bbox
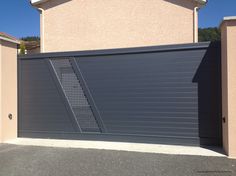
[106,129,198,138]
[104,116,198,122]
[77,44,221,144]
[19,42,222,146]
[19,59,76,132]
[104,122,198,129]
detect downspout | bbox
[193,0,207,43]
[193,6,199,43]
[38,8,45,53]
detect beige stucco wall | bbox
[221,18,236,158]
[0,39,18,143]
[38,0,199,52]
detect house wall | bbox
[38,0,198,52]
[221,17,236,158]
[0,39,18,142]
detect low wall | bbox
[221,16,236,158]
[0,37,18,142]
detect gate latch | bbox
[222,116,226,123]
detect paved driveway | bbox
[0,144,235,176]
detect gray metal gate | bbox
[18,42,222,146]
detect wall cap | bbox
[220,16,236,28]
[223,16,236,21]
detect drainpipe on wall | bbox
[38,8,45,53]
[193,6,199,43]
[193,0,207,43]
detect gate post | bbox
[0,35,19,143]
[221,16,236,158]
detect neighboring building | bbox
[0,32,19,45]
[24,41,41,54]
[31,0,207,52]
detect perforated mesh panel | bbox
[51,58,100,132]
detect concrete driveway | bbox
[0,144,235,176]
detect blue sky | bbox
[0,0,236,38]
[199,0,236,28]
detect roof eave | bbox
[31,0,208,7]
[195,0,208,6]
[31,0,50,6]
[0,36,20,44]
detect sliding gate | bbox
[18,42,222,146]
